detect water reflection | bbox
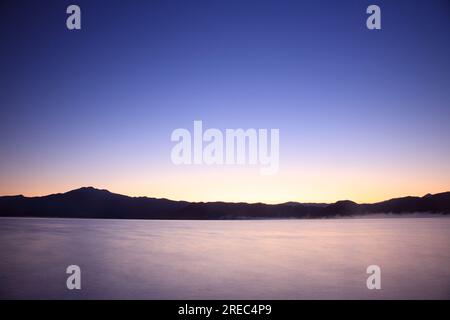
[0,217,449,299]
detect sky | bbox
[0,0,449,204]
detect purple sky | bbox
[1,0,449,203]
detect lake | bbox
[0,217,449,299]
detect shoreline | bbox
[0,213,448,222]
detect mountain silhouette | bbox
[0,187,449,220]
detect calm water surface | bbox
[0,217,449,299]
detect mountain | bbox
[0,187,188,220]
[0,187,449,220]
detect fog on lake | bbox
[0,217,449,299]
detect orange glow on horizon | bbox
[1,164,449,204]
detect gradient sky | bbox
[1,0,449,203]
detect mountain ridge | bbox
[0,187,449,220]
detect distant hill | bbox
[0,187,449,220]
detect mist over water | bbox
[0,217,449,299]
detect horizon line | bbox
[2,186,449,207]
